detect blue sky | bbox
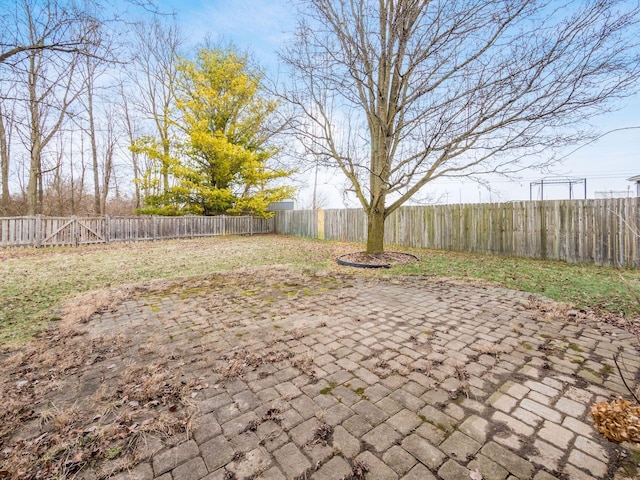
[159,0,640,207]
[159,0,294,66]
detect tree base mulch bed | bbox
[337,251,418,268]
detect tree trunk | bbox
[0,106,9,215]
[53,163,63,215]
[27,54,40,216]
[27,142,42,215]
[86,65,101,215]
[37,159,44,213]
[121,93,141,209]
[70,136,76,215]
[367,121,389,254]
[366,207,386,254]
[100,135,113,214]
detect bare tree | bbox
[71,130,88,215]
[2,0,112,215]
[0,0,101,66]
[282,0,640,253]
[79,49,117,215]
[81,52,102,214]
[2,0,157,216]
[99,108,117,213]
[128,19,183,194]
[21,39,84,215]
[118,84,143,209]
[0,99,15,215]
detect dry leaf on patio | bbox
[590,398,640,444]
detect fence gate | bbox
[40,217,106,247]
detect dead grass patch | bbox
[0,303,196,480]
[343,460,369,480]
[308,423,333,447]
[292,355,315,375]
[218,346,295,380]
[474,343,511,357]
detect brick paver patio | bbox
[75,271,639,479]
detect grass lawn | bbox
[1,234,639,346]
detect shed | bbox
[267,200,295,211]
[628,175,640,196]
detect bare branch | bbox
[281,0,640,252]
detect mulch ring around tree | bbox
[336,251,418,268]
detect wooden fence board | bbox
[274,198,640,268]
[0,215,273,249]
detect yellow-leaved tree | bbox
[137,48,294,216]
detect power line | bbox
[555,126,640,162]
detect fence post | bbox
[72,216,78,246]
[105,215,110,244]
[152,216,157,241]
[317,209,325,240]
[35,214,42,248]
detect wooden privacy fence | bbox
[274,198,640,268]
[0,215,274,248]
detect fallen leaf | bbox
[591,398,640,443]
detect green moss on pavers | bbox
[615,445,640,478]
[418,404,457,433]
[105,445,122,460]
[319,382,337,395]
[568,343,584,352]
[578,368,603,384]
[599,364,614,377]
